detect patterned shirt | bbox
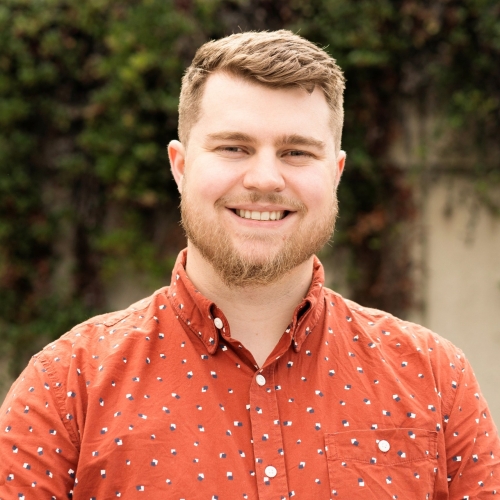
[1,249,499,499]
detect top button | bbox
[378,440,390,453]
[256,374,266,386]
[214,317,223,329]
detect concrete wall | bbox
[387,95,500,425]
[409,178,500,424]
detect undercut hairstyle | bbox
[178,30,346,152]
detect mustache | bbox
[215,192,307,213]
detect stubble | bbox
[181,188,338,288]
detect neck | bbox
[184,243,315,366]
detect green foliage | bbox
[0,0,208,375]
[0,0,499,377]
[289,0,500,308]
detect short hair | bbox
[178,30,345,152]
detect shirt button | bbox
[265,465,277,477]
[214,317,223,329]
[378,440,390,453]
[256,374,266,386]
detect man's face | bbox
[169,72,345,287]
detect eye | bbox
[282,150,316,165]
[218,146,245,154]
[214,145,249,159]
[284,150,313,157]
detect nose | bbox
[242,150,285,193]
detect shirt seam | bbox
[35,352,81,452]
[442,346,465,422]
[331,439,438,465]
[328,455,437,466]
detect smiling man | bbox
[168,63,345,367]
[1,31,499,499]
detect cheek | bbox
[186,161,239,204]
[292,170,336,212]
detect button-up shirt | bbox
[1,249,499,499]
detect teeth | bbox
[236,210,284,221]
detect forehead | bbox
[191,72,334,148]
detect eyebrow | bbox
[206,131,255,143]
[206,131,325,151]
[274,134,325,151]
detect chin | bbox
[231,241,282,263]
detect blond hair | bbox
[178,30,345,151]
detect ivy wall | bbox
[1,0,499,376]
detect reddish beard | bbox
[180,189,338,288]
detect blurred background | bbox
[1,0,499,420]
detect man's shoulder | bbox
[37,285,171,361]
[323,287,463,363]
[74,293,159,329]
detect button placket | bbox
[249,366,288,499]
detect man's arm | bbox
[0,354,79,498]
[445,353,500,497]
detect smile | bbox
[233,209,287,221]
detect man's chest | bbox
[72,328,446,499]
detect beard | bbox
[180,188,338,288]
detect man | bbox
[0,30,499,499]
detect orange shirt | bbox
[1,249,499,499]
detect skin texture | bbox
[168,71,345,366]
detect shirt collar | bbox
[167,249,326,355]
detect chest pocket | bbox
[325,428,438,499]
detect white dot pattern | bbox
[0,249,499,498]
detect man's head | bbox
[178,30,345,153]
[169,31,346,288]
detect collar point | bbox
[206,336,219,355]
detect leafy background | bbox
[1,0,499,378]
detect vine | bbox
[0,0,499,378]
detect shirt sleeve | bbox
[445,351,500,497]
[0,354,79,499]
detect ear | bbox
[168,140,186,194]
[335,150,346,188]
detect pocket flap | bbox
[326,428,437,465]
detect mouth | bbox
[230,209,290,221]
